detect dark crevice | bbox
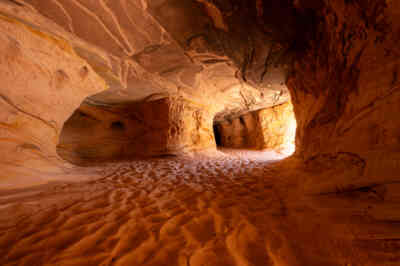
[213,124,222,146]
[110,121,125,131]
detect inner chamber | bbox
[212,101,296,155]
[58,94,296,166]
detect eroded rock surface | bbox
[14,0,292,120]
[58,97,215,164]
[217,114,264,149]
[216,102,295,151]
[0,9,106,186]
[258,102,296,151]
[284,1,400,260]
[288,0,400,193]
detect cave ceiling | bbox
[7,0,302,121]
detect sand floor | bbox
[0,149,383,266]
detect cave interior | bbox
[0,0,399,265]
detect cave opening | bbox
[212,101,296,156]
[57,92,223,165]
[58,94,297,166]
[110,121,125,131]
[213,124,222,147]
[56,93,169,165]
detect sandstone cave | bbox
[0,1,399,265]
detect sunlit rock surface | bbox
[216,102,295,152]
[258,102,296,152]
[15,0,291,119]
[216,114,264,149]
[0,8,106,187]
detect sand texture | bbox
[1,149,398,266]
[0,150,289,266]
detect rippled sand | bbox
[0,149,388,266]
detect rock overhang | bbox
[10,0,304,120]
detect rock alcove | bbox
[0,0,399,265]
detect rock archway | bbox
[57,95,216,165]
[213,101,296,154]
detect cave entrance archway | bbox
[58,92,220,165]
[212,101,297,156]
[56,93,174,166]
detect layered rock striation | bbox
[58,97,215,165]
[215,101,296,151]
[0,8,106,186]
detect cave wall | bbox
[0,13,106,186]
[166,98,216,153]
[58,97,215,164]
[287,0,400,193]
[216,101,295,151]
[217,113,262,149]
[259,101,296,151]
[58,99,169,164]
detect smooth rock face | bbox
[58,97,215,164]
[0,10,106,186]
[258,102,296,151]
[217,114,263,149]
[216,102,295,151]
